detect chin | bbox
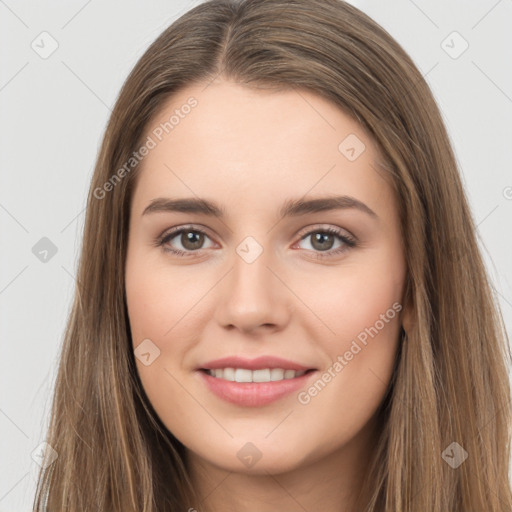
[186,436,317,476]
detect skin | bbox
[125,79,410,512]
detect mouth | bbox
[196,356,318,407]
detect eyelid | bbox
[158,223,213,241]
[295,223,356,241]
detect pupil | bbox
[182,231,204,250]
[312,233,334,251]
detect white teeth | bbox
[234,368,252,383]
[270,368,284,381]
[223,367,235,381]
[252,369,271,382]
[206,367,308,382]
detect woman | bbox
[34,0,512,510]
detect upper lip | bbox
[198,356,315,371]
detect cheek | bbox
[125,255,201,346]
[125,259,200,428]
[291,255,404,423]
[295,256,404,348]
[125,255,208,406]
[302,318,400,446]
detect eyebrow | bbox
[142,195,378,220]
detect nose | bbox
[214,243,292,335]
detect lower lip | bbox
[198,370,316,407]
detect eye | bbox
[155,226,215,256]
[294,226,357,259]
[154,224,357,259]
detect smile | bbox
[198,367,317,407]
[203,367,311,382]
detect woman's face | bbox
[125,80,407,476]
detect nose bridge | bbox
[233,238,272,294]
[214,234,290,332]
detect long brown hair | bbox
[34,0,512,510]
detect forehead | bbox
[131,80,393,219]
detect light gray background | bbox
[1,0,511,509]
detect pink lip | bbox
[199,355,313,371]
[198,369,316,407]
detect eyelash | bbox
[154,225,357,260]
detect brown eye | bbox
[180,230,205,251]
[295,227,357,259]
[309,232,336,251]
[158,226,215,256]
